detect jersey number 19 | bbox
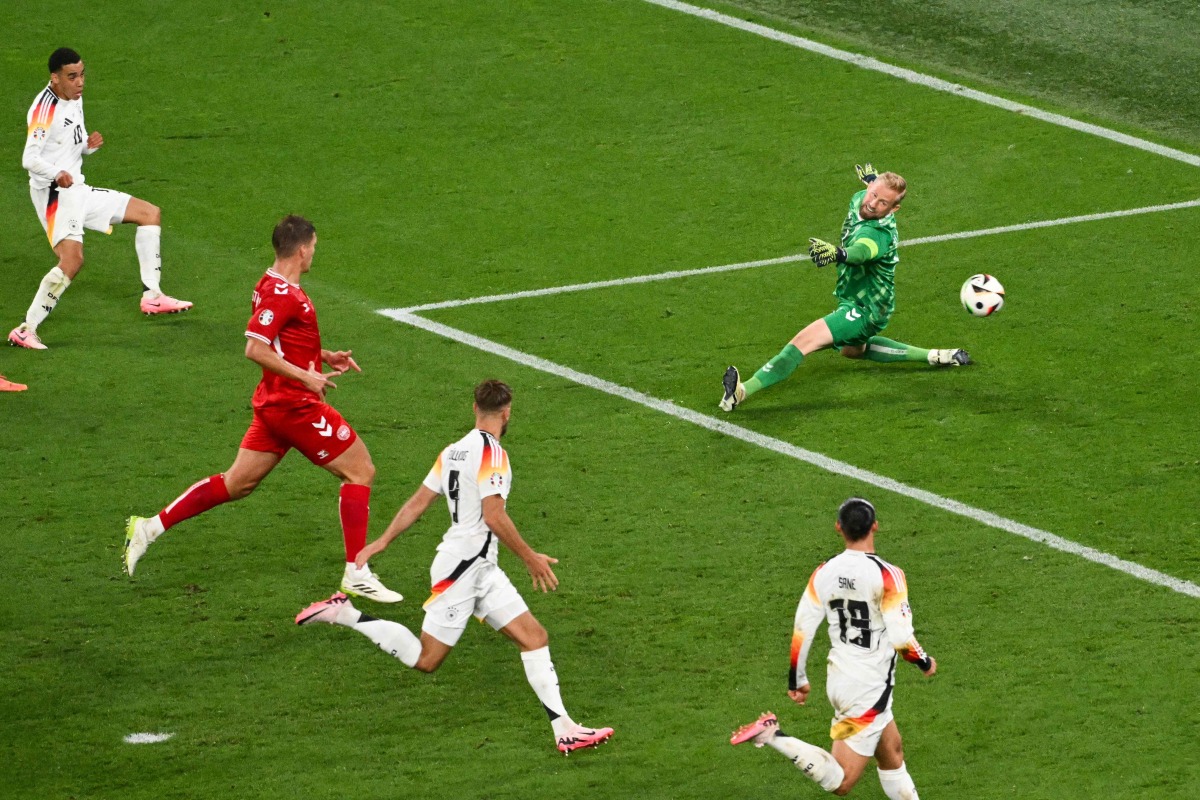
[829,598,872,649]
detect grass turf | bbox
[1,1,1197,798]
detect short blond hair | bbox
[877,172,907,199]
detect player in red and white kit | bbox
[731,498,936,799]
[9,47,191,351]
[123,215,400,602]
[295,380,613,755]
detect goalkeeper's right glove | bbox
[855,162,877,185]
[808,238,846,268]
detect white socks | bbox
[135,225,162,297]
[767,734,846,792]
[347,616,422,668]
[24,266,71,330]
[145,515,166,542]
[520,646,574,736]
[878,763,919,800]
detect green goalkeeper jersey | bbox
[834,189,899,327]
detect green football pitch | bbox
[2,2,1197,798]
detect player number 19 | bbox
[829,598,872,649]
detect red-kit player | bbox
[123,215,401,602]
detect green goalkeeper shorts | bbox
[823,303,886,348]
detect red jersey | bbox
[244,268,322,408]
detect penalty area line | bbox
[377,309,1200,600]
[384,198,1200,314]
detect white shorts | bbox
[421,551,528,647]
[826,667,896,757]
[31,183,131,248]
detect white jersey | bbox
[422,429,511,563]
[790,549,931,692]
[23,84,92,189]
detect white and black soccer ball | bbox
[960,273,1005,317]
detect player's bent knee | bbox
[141,204,161,226]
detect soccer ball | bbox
[960,273,1005,316]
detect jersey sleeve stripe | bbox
[28,91,58,133]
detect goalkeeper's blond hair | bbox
[877,172,907,199]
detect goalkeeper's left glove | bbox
[855,162,877,185]
[808,237,846,268]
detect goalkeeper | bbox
[720,164,970,412]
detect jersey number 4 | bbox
[829,598,872,649]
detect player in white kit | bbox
[731,498,936,799]
[295,380,613,754]
[9,48,191,351]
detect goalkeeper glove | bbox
[855,162,877,185]
[808,237,845,267]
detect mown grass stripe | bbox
[641,0,1200,167]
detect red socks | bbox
[339,484,371,562]
[158,475,370,561]
[159,474,231,531]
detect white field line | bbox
[386,198,1200,314]
[124,732,175,744]
[640,0,1200,168]
[378,310,1200,600]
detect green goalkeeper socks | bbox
[743,344,804,397]
[864,336,929,364]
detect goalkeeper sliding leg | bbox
[720,309,969,412]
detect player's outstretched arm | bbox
[855,162,877,185]
[808,237,846,267]
[356,484,440,567]
[482,495,559,592]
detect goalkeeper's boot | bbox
[141,294,194,315]
[719,366,746,412]
[295,592,356,625]
[556,724,614,754]
[0,375,27,392]
[341,563,404,603]
[8,325,47,350]
[928,348,971,367]
[123,516,156,575]
[730,711,778,747]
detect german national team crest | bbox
[336,425,351,441]
[257,309,274,326]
